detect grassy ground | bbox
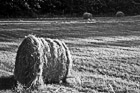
[0,16,140,93]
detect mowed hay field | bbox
[0,16,140,93]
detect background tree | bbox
[0,0,140,17]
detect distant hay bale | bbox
[83,12,92,19]
[116,11,125,17]
[14,35,72,89]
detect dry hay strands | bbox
[83,12,93,19]
[116,11,125,17]
[14,35,72,89]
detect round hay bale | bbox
[14,35,44,89]
[116,11,125,17]
[41,38,72,84]
[14,35,72,89]
[83,12,92,19]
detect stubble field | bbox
[0,16,140,93]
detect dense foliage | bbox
[0,0,140,17]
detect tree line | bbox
[0,0,140,18]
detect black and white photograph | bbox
[0,0,140,93]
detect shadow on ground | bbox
[0,75,17,90]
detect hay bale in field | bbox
[42,39,72,84]
[83,12,93,19]
[14,35,72,89]
[116,11,125,17]
[14,35,44,89]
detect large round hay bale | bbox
[116,11,125,17]
[14,35,72,89]
[83,12,92,19]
